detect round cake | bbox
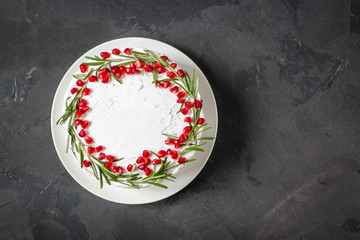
[57,47,214,189]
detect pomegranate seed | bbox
[144,158,151,165]
[75,109,82,118]
[125,67,132,74]
[112,48,121,55]
[124,48,132,55]
[158,150,166,158]
[144,167,152,176]
[115,71,122,78]
[166,71,176,79]
[106,155,116,161]
[98,152,106,160]
[174,141,181,149]
[183,126,192,134]
[75,119,82,126]
[100,74,110,83]
[81,106,89,113]
[152,159,162,165]
[184,117,192,123]
[160,56,168,61]
[95,146,103,152]
[129,62,136,69]
[136,156,145,164]
[165,139,175,145]
[82,88,91,95]
[181,108,189,115]
[87,146,95,154]
[88,75,97,82]
[112,166,123,174]
[170,63,177,68]
[76,80,84,87]
[79,129,86,137]
[119,66,126,73]
[197,118,205,125]
[185,102,194,108]
[138,164,146,170]
[135,59,144,68]
[111,66,120,74]
[78,99,87,108]
[142,150,150,158]
[100,52,110,59]
[80,64,88,73]
[177,98,185,103]
[99,68,109,75]
[144,64,152,72]
[170,86,179,93]
[166,149,173,155]
[84,136,93,144]
[163,81,171,88]
[195,100,203,108]
[156,81,164,88]
[177,69,185,77]
[133,69,141,74]
[157,67,167,74]
[104,161,113,169]
[171,151,178,159]
[178,157,186,164]
[82,160,91,167]
[71,88,78,94]
[179,133,186,143]
[153,62,162,69]
[127,164,133,172]
[81,120,89,129]
[177,91,186,99]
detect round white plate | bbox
[51,37,218,204]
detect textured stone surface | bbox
[1,0,360,239]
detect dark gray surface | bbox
[1,0,360,239]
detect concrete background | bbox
[1,0,360,239]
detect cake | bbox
[57,47,213,189]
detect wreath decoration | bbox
[57,48,214,189]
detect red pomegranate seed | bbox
[144,158,151,165]
[76,80,84,87]
[153,62,162,69]
[75,119,82,126]
[112,48,121,55]
[170,63,177,68]
[82,160,91,167]
[174,141,181,149]
[87,146,95,154]
[185,102,194,108]
[195,100,203,108]
[138,164,146,170]
[156,81,163,88]
[144,64,152,72]
[170,86,179,93]
[179,133,186,143]
[82,88,90,95]
[84,136,93,144]
[106,155,116,161]
[124,48,132,55]
[180,108,189,115]
[165,139,175,145]
[81,120,89,129]
[177,98,184,103]
[80,64,88,73]
[178,157,186,164]
[135,59,144,68]
[79,129,86,137]
[75,109,82,118]
[125,67,132,74]
[184,117,192,123]
[98,152,106,160]
[136,156,145,164]
[78,99,87,108]
[88,75,97,82]
[112,166,123,174]
[177,91,186,99]
[166,71,176,79]
[158,150,166,158]
[111,66,120,74]
[152,159,162,165]
[157,67,166,74]
[100,74,110,83]
[100,52,110,59]
[177,69,185,77]
[81,106,89,113]
[171,151,178,159]
[133,69,141,74]
[104,161,113,169]
[197,118,205,125]
[160,56,168,61]
[166,149,173,155]
[119,66,126,73]
[142,150,150,158]
[163,81,171,88]
[129,62,136,69]
[99,68,109,75]
[183,126,192,134]
[144,167,152,176]
[95,146,103,152]
[71,88,78,94]
[115,71,122,78]
[127,164,133,172]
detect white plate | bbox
[51,37,218,204]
